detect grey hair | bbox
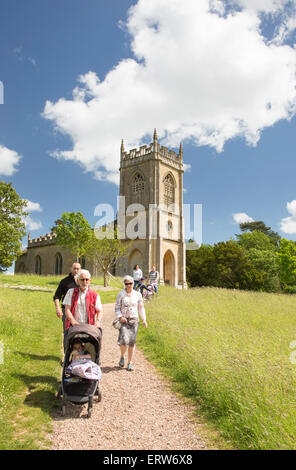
[75,269,91,282]
[123,275,134,285]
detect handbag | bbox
[112,318,122,330]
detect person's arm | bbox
[94,294,103,328]
[53,281,64,318]
[65,304,79,326]
[54,298,63,318]
[115,291,127,323]
[138,293,147,327]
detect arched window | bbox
[164,173,175,206]
[35,255,42,275]
[132,173,145,194]
[55,253,63,275]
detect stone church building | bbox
[15,130,187,288]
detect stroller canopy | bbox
[66,324,102,348]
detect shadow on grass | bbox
[15,351,61,362]
[13,374,60,415]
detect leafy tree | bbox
[213,241,265,290]
[88,228,130,287]
[237,231,280,292]
[239,221,281,246]
[0,182,27,272]
[186,244,216,287]
[52,212,92,262]
[237,230,276,251]
[277,238,296,287]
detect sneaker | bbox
[119,357,125,368]
[127,363,134,371]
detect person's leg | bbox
[119,345,127,367]
[154,284,158,295]
[128,345,135,364]
[62,310,68,354]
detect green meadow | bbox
[137,286,296,450]
[0,275,118,450]
[1,277,296,449]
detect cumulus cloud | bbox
[232,212,254,224]
[23,216,42,231]
[25,200,43,212]
[280,200,296,234]
[22,200,43,232]
[0,145,21,176]
[42,0,296,184]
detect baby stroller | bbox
[142,283,155,301]
[57,324,102,418]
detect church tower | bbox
[116,130,187,288]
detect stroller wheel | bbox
[87,397,93,418]
[97,385,102,402]
[60,404,66,417]
[57,384,62,400]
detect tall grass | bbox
[137,286,296,450]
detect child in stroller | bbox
[57,324,102,418]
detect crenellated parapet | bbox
[120,129,183,171]
[28,232,57,248]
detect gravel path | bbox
[51,303,207,450]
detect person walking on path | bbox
[148,265,160,294]
[132,264,143,290]
[63,269,103,332]
[53,262,81,353]
[115,275,147,371]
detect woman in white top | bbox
[115,275,147,371]
[132,264,143,290]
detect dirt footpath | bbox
[51,303,207,450]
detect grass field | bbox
[137,286,296,450]
[0,273,123,290]
[0,279,118,450]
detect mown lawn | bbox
[0,283,117,450]
[137,286,296,450]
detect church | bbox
[15,130,187,288]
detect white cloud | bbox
[0,145,21,176]
[232,212,254,224]
[25,200,43,212]
[23,215,42,232]
[42,0,296,184]
[280,200,296,234]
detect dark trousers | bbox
[62,308,68,354]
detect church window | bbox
[55,253,63,275]
[35,255,42,275]
[164,174,175,206]
[132,173,145,194]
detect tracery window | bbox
[164,174,175,206]
[132,173,145,194]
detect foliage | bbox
[87,228,130,287]
[0,182,27,272]
[239,220,281,246]
[277,238,296,286]
[187,241,265,290]
[52,211,92,261]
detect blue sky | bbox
[1,0,296,267]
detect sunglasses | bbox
[80,278,90,282]
[125,282,133,286]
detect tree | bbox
[236,230,276,251]
[239,221,281,246]
[277,238,296,287]
[52,212,92,262]
[88,228,130,287]
[0,182,27,272]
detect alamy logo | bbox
[93,196,202,249]
[0,81,3,104]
